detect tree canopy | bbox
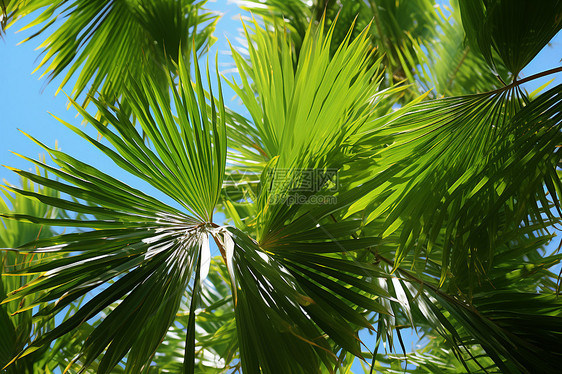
[1,0,562,373]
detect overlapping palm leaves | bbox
[0,18,400,373]
[222,20,397,372]
[411,0,511,96]
[340,39,562,370]
[357,211,562,373]
[151,262,237,372]
[238,0,442,88]
[2,1,562,373]
[223,2,562,372]
[238,0,512,100]
[0,171,94,374]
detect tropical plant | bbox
[1,0,562,373]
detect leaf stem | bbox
[489,66,562,94]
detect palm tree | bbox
[1,0,562,373]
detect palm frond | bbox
[0,0,15,36]
[8,0,217,108]
[0,52,226,373]
[363,252,562,373]
[226,18,403,237]
[459,0,562,77]
[238,0,443,92]
[347,83,562,287]
[228,225,390,373]
[148,260,237,372]
[412,1,511,96]
[0,170,92,374]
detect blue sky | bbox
[1,2,561,186]
[1,2,561,187]
[0,1,248,196]
[0,1,561,372]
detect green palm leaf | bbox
[411,1,511,96]
[150,260,237,372]
[363,239,562,374]
[0,0,15,36]
[238,0,442,91]
[0,170,93,374]
[218,19,404,372]
[347,82,562,287]
[3,3,562,373]
[0,52,226,373]
[459,0,562,77]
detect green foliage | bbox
[0,170,91,374]
[2,1,562,373]
[1,52,227,373]
[239,0,442,88]
[5,0,218,108]
[238,0,514,98]
[459,0,562,77]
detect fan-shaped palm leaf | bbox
[0,51,227,373]
[459,0,562,77]
[346,82,562,287]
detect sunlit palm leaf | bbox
[0,171,92,374]
[0,0,15,36]
[0,52,226,373]
[226,18,398,234]
[219,19,402,372]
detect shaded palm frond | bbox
[412,0,511,96]
[238,0,442,90]
[459,0,562,77]
[228,225,390,373]
[149,260,237,372]
[347,83,562,287]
